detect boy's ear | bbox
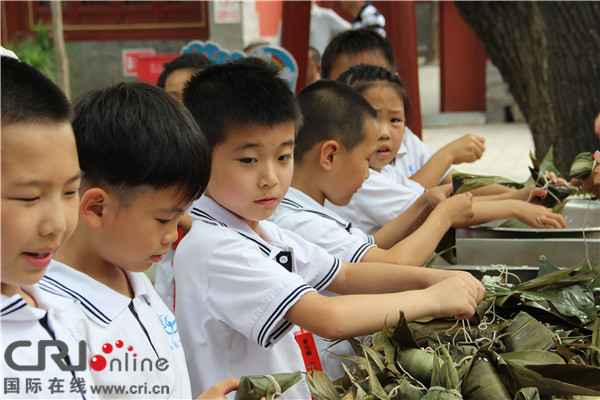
[79,188,109,228]
[319,139,340,171]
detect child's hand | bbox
[196,377,240,400]
[439,133,486,165]
[426,274,485,320]
[512,184,550,203]
[514,202,567,229]
[545,171,569,188]
[571,150,600,198]
[424,184,452,209]
[436,192,474,227]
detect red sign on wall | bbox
[122,49,156,76]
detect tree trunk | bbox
[50,0,70,100]
[454,1,600,175]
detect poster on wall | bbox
[214,0,241,24]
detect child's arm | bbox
[367,192,474,266]
[285,265,485,339]
[410,134,486,189]
[196,377,240,400]
[465,199,566,229]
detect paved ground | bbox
[418,63,534,182]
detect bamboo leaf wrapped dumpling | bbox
[234,372,302,400]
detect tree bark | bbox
[454,1,600,175]
[50,1,70,100]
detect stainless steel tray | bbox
[454,199,600,266]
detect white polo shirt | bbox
[390,127,451,185]
[326,167,426,235]
[2,286,89,399]
[176,195,342,399]
[38,260,191,399]
[270,188,376,263]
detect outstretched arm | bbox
[367,192,474,266]
[285,264,484,340]
[464,199,566,229]
[410,134,486,189]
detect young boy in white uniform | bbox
[271,80,474,267]
[1,56,89,399]
[175,58,486,398]
[39,82,239,399]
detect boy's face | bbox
[97,186,188,272]
[362,84,406,170]
[329,49,391,80]
[1,122,81,294]
[164,68,197,103]
[205,122,295,232]
[325,116,379,206]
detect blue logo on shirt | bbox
[158,315,180,350]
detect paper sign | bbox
[122,48,155,76]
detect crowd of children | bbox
[2,22,596,400]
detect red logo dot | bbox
[102,343,113,354]
[115,340,123,348]
[90,355,107,371]
[133,353,137,357]
[127,346,133,352]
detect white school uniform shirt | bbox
[389,127,452,185]
[270,187,376,263]
[310,4,351,55]
[269,187,378,379]
[38,260,191,399]
[326,167,426,235]
[2,285,89,399]
[176,195,342,399]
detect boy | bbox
[39,82,238,399]
[154,53,212,312]
[176,58,485,398]
[1,56,88,399]
[156,52,213,102]
[270,79,473,267]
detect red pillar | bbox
[439,2,486,112]
[373,1,422,138]
[280,1,311,93]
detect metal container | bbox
[454,199,600,267]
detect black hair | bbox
[72,82,210,205]
[321,29,396,79]
[183,57,302,151]
[295,79,376,162]
[1,56,72,125]
[156,53,213,88]
[337,63,411,123]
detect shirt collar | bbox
[188,195,293,263]
[281,187,352,230]
[37,260,153,326]
[1,285,73,321]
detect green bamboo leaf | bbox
[500,350,564,367]
[503,312,555,352]
[513,387,540,400]
[452,173,523,194]
[462,352,513,400]
[306,369,343,400]
[570,152,595,179]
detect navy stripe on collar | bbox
[190,208,227,227]
[39,275,111,325]
[1,298,27,316]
